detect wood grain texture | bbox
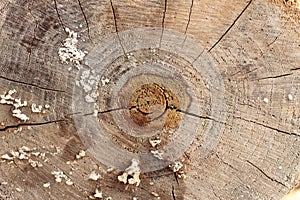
[0,0,299,199]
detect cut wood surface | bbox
[0,0,299,199]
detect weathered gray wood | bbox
[0,0,299,199]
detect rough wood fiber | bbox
[0,0,299,199]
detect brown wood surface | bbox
[0,0,299,199]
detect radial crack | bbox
[246,160,287,188]
[159,0,168,48]
[83,107,128,116]
[0,119,65,131]
[174,172,179,185]
[84,105,218,124]
[215,154,237,171]
[172,185,176,200]
[207,0,253,52]
[267,34,280,47]
[291,67,300,71]
[176,109,226,125]
[184,0,194,35]
[76,0,92,41]
[192,49,205,64]
[0,75,69,94]
[182,0,194,45]
[110,0,125,54]
[53,0,67,34]
[234,116,300,137]
[215,154,244,184]
[255,73,293,81]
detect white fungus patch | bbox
[1,154,13,160]
[263,98,269,103]
[65,179,74,186]
[12,109,29,121]
[107,167,114,173]
[0,146,45,167]
[31,103,43,113]
[58,27,87,70]
[28,158,43,168]
[169,161,183,172]
[101,78,110,86]
[43,182,51,188]
[93,189,103,199]
[0,90,29,121]
[89,171,100,181]
[93,109,98,117]
[151,150,164,160]
[75,150,86,159]
[177,173,187,179]
[151,192,159,197]
[150,48,156,53]
[51,171,65,183]
[0,89,17,105]
[149,137,161,147]
[1,90,51,121]
[85,94,95,103]
[89,188,104,199]
[13,127,23,134]
[77,69,100,104]
[51,170,73,185]
[288,94,294,101]
[118,159,141,186]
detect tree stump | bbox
[0,0,299,199]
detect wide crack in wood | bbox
[246,160,287,188]
[0,119,65,131]
[110,0,125,54]
[82,103,225,126]
[90,102,299,140]
[290,67,300,71]
[174,172,179,185]
[207,0,253,52]
[172,185,177,200]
